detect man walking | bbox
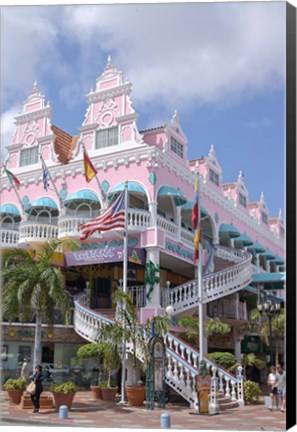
[276,364,286,413]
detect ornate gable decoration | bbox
[207,144,222,174]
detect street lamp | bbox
[257,300,281,366]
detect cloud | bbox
[244,118,273,129]
[1,105,21,163]
[1,3,285,120]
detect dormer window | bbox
[170,136,183,158]
[96,126,118,149]
[209,168,219,186]
[20,146,39,167]
[239,193,247,208]
[261,211,268,224]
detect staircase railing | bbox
[163,246,253,315]
[73,298,244,407]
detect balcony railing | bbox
[19,221,58,243]
[1,228,20,247]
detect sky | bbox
[0,1,288,219]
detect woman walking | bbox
[267,366,278,411]
[29,365,44,413]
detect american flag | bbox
[80,191,126,241]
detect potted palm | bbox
[50,381,78,411]
[4,377,27,404]
[76,343,106,399]
[100,342,121,402]
[98,291,169,406]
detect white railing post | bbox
[209,366,219,415]
[237,365,245,406]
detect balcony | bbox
[1,228,20,248]
[58,209,151,239]
[18,221,58,246]
[208,298,247,321]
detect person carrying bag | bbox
[29,365,44,413]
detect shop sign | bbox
[64,246,145,267]
[165,240,194,262]
[81,237,138,250]
[241,336,261,353]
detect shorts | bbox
[278,388,286,398]
[270,387,278,395]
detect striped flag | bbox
[83,149,97,183]
[5,168,21,188]
[192,177,201,263]
[80,191,126,240]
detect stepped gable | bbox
[51,124,78,164]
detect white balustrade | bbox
[1,229,19,247]
[58,216,89,238]
[157,216,178,238]
[163,246,252,315]
[127,209,151,229]
[180,227,194,247]
[19,222,58,242]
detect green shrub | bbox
[4,377,27,391]
[50,381,78,394]
[207,352,237,370]
[244,380,262,404]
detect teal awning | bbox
[1,204,21,217]
[26,197,59,212]
[259,249,276,260]
[181,201,207,217]
[158,186,187,206]
[219,223,241,238]
[251,272,286,290]
[275,255,285,266]
[234,233,254,246]
[248,241,266,253]
[108,181,147,197]
[244,286,284,303]
[64,190,100,206]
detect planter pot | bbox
[90,385,103,400]
[101,387,117,402]
[20,393,54,410]
[52,392,75,411]
[6,389,23,404]
[125,385,146,406]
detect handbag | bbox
[26,381,36,395]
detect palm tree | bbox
[2,239,78,367]
[249,308,285,365]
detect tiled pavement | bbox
[0,390,286,430]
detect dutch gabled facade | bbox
[1,58,285,406]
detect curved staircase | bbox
[73,245,251,409]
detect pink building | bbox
[1,58,285,405]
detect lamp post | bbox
[257,300,281,366]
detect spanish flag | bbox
[83,149,97,183]
[192,177,201,263]
[5,168,21,188]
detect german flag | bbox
[83,149,97,183]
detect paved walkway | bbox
[0,390,286,430]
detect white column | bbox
[176,206,181,241]
[149,201,157,227]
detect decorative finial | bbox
[278,208,282,219]
[32,80,39,93]
[106,54,113,69]
[209,144,215,159]
[238,170,244,182]
[171,109,179,124]
[260,191,264,202]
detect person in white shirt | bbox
[267,366,278,411]
[276,364,286,413]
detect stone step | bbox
[219,400,240,410]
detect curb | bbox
[1,416,82,428]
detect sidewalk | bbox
[1,390,286,430]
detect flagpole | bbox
[2,164,26,216]
[120,181,129,404]
[197,173,204,363]
[40,153,64,210]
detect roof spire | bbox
[278,208,282,220]
[208,144,215,159]
[106,54,113,69]
[171,109,179,124]
[260,191,264,203]
[32,80,39,94]
[238,170,244,182]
